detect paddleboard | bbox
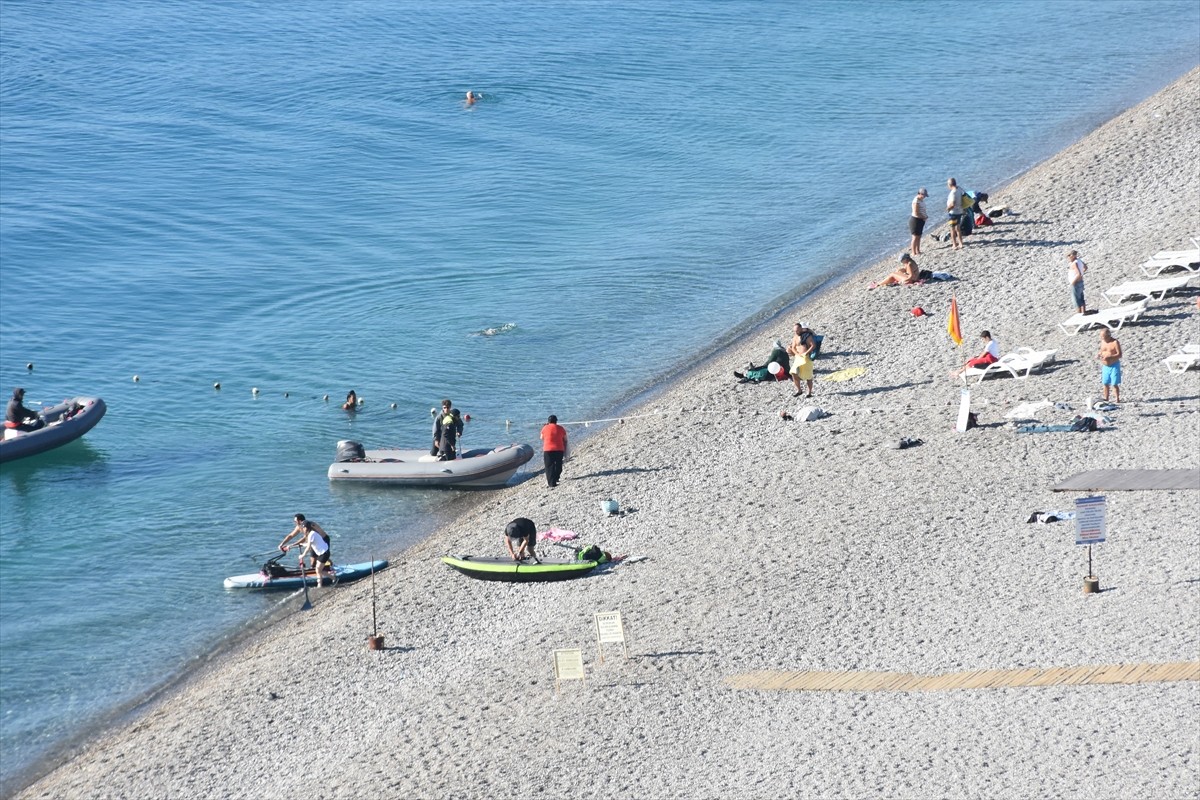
[224,559,389,590]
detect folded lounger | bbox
[1140,248,1200,277]
[1162,344,1200,374]
[1059,299,1149,336]
[1102,275,1192,305]
[960,348,1058,384]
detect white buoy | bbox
[284,392,289,398]
[213,382,221,390]
[26,363,33,371]
[132,375,139,382]
[505,419,511,430]
[323,394,329,402]
[252,387,259,395]
[357,398,364,406]
[390,403,397,409]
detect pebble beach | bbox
[16,68,1200,800]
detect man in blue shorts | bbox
[1098,329,1122,403]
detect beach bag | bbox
[811,334,824,358]
[1070,416,1098,432]
[959,213,974,236]
[975,213,993,227]
[965,412,979,430]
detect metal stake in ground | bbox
[367,555,383,650]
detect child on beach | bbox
[952,331,1001,378]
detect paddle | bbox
[298,548,313,611]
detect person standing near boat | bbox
[5,388,44,432]
[540,414,568,488]
[433,401,464,460]
[279,513,333,586]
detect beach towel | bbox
[541,528,579,543]
[824,366,868,382]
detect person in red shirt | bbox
[539,414,568,488]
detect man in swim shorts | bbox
[946,178,964,251]
[909,187,928,256]
[504,517,539,562]
[1098,329,1122,403]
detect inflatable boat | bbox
[224,556,389,590]
[327,440,534,488]
[441,554,600,582]
[1,396,107,463]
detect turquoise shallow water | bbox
[1,0,1197,786]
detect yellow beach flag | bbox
[947,297,964,346]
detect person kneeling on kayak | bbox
[504,517,539,563]
[279,513,335,587]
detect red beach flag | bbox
[947,297,964,346]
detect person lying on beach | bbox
[734,340,791,383]
[952,331,1000,378]
[870,254,920,288]
[504,517,539,563]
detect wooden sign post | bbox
[594,610,629,663]
[552,648,586,695]
[1074,495,1107,594]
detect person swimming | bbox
[465,90,479,107]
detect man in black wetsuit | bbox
[6,388,44,432]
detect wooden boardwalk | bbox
[725,661,1200,693]
[1052,468,1200,491]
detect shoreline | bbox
[13,67,1200,799]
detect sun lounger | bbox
[1059,299,1149,336]
[1102,275,1192,305]
[960,348,1058,384]
[1162,344,1200,374]
[1140,248,1200,277]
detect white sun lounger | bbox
[1102,275,1192,305]
[1059,299,1149,335]
[960,348,1058,384]
[1140,248,1200,277]
[1162,344,1200,374]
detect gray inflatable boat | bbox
[327,440,534,488]
[1,396,107,463]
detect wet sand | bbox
[16,68,1200,800]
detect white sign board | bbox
[594,611,629,662]
[955,388,971,433]
[552,648,586,694]
[1074,496,1107,545]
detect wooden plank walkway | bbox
[1052,468,1200,491]
[725,661,1200,693]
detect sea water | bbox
[1,0,1196,786]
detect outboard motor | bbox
[335,440,365,462]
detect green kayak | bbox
[441,554,599,582]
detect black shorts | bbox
[908,216,925,236]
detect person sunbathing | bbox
[871,254,920,288]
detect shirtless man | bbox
[1098,329,1122,403]
[946,178,965,251]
